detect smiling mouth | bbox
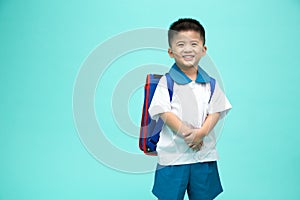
[183,55,194,60]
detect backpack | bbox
[139,73,216,156]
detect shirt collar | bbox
[168,63,210,84]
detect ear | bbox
[168,48,174,58]
[202,45,207,55]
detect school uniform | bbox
[149,63,232,200]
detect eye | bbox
[177,43,184,47]
[191,42,198,47]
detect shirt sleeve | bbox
[148,76,171,121]
[208,81,232,119]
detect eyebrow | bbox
[176,41,185,44]
[176,39,200,44]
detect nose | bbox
[183,44,193,52]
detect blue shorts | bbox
[152,161,223,200]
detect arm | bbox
[160,112,190,136]
[199,112,221,136]
[160,112,220,150]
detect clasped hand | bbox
[181,128,205,151]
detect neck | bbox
[178,64,198,81]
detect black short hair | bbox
[168,18,206,47]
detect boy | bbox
[148,18,232,200]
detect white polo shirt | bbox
[149,63,232,166]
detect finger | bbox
[193,143,203,150]
[197,141,203,147]
[182,131,192,137]
[185,139,194,146]
[191,145,199,151]
[197,142,203,148]
[184,134,193,142]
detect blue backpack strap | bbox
[165,73,174,101]
[208,77,216,104]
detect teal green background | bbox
[1,0,300,199]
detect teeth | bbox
[183,56,194,58]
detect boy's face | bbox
[168,30,207,70]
